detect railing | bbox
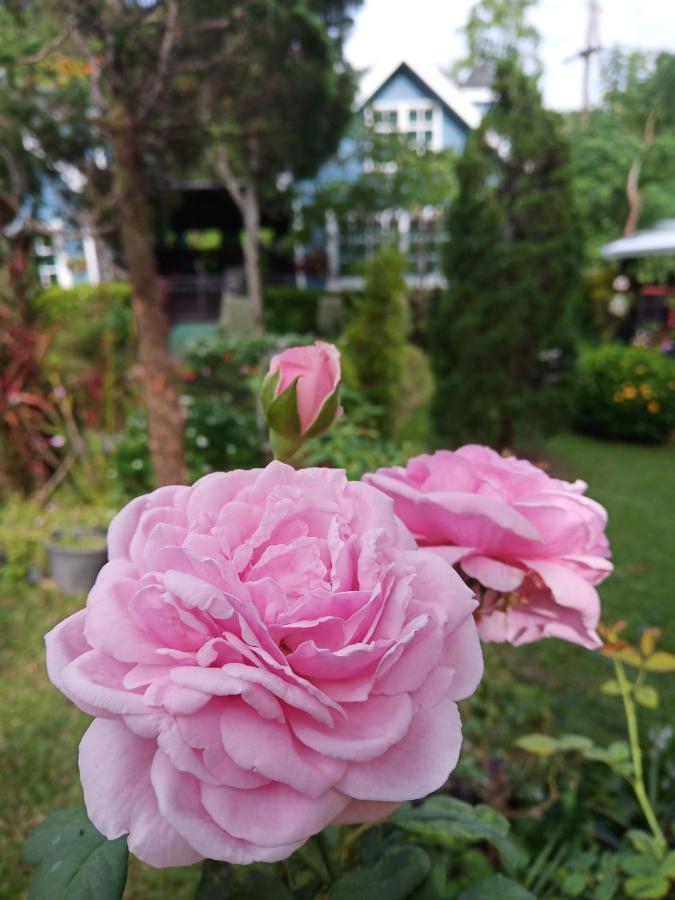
[163,274,226,324]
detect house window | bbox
[373,109,398,129]
[408,209,446,278]
[338,212,399,276]
[332,208,447,281]
[368,101,440,150]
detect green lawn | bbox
[497,431,675,738]
[1,432,673,898]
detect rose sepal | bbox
[302,385,341,440]
[261,372,302,439]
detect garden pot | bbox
[45,527,108,594]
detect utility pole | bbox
[565,0,602,126]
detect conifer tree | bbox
[431,57,582,448]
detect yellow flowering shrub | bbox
[575,345,675,443]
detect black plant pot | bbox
[45,528,108,594]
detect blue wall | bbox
[302,64,474,199]
[370,65,469,153]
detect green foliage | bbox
[114,397,263,494]
[199,1,360,190]
[264,285,321,335]
[511,623,675,898]
[195,860,293,899]
[304,122,458,240]
[23,806,128,900]
[431,58,582,447]
[575,345,675,443]
[343,247,409,438]
[330,846,431,900]
[302,386,412,478]
[458,875,536,900]
[0,489,117,587]
[568,49,675,252]
[391,797,527,876]
[115,331,325,489]
[33,283,135,431]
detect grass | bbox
[502,431,675,737]
[1,431,673,897]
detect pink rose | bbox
[45,462,482,867]
[365,446,612,649]
[261,343,341,460]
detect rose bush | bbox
[365,445,612,649]
[45,462,482,867]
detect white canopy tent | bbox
[601,219,675,260]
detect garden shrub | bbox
[0,491,116,586]
[114,397,263,494]
[343,246,409,438]
[575,345,675,443]
[33,282,135,431]
[395,343,434,443]
[264,285,321,335]
[302,386,414,479]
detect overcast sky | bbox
[345,0,675,111]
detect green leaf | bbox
[621,854,658,876]
[624,875,670,898]
[329,845,431,900]
[640,628,661,657]
[23,806,128,900]
[600,679,622,697]
[634,685,659,709]
[556,734,595,752]
[195,860,294,900]
[643,652,675,673]
[391,796,527,874]
[514,734,559,755]
[612,647,643,668]
[561,871,588,895]
[407,854,448,900]
[660,850,675,878]
[608,741,631,760]
[626,830,661,857]
[458,874,536,899]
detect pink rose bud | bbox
[261,341,341,461]
[365,446,613,650]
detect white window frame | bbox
[364,99,442,152]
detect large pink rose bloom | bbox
[46,462,482,867]
[365,446,612,649]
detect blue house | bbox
[296,57,491,290]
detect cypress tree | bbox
[431,57,582,448]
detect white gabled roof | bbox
[602,220,675,260]
[356,56,482,129]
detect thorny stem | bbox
[613,659,667,852]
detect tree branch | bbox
[624,106,658,236]
[18,20,75,65]
[71,27,105,111]
[215,149,245,212]
[137,0,179,121]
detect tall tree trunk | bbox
[240,182,263,330]
[8,232,33,324]
[624,108,657,237]
[216,152,264,329]
[109,108,186,486]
